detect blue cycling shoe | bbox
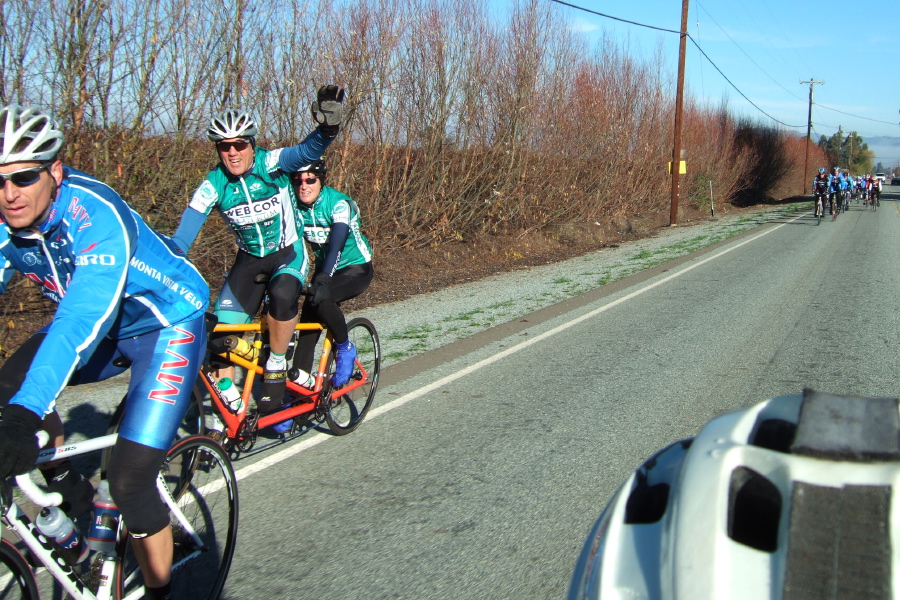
[269,419,293,435]
[332,341,357,387]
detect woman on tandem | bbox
[291,160,373,393]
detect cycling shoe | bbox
[332,341,357,387]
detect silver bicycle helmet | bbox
[207,109,258,142]
[0,104,64,164]
[569,389,900,600]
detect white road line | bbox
[232,214,802,482]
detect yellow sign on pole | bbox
[668,160,687,175]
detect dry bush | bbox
[0,0,814,357]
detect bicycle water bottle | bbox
[223,335,259,360]
[218,377,244,413]
[87,480,120,555]
[36,506,89,565]
[287,367,315,389]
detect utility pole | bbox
[836,125,843,167]
[848,133,854,174]
[669,0,690,226]
[799,79,823,195]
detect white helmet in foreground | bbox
[569,388,900,600]
[0,104,64,164]
[207,108,258,142]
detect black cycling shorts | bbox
[216,242,306,323]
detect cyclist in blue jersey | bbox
[290,160,373,390]
[0,104,209,600]
[173,86,344,418]
[827,166,842,215]
[840,172,851,212]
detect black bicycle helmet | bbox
[296,159,327,177]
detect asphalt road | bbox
[215,189,900,599]
[18,187,900,599]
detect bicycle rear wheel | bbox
[0,538,38,600]
[116,435,239,600]
[325,317,381,435]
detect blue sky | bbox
[495,0,900,168]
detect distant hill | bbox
[866,136,900,168]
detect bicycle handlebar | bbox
[11,430,62,508]
[15,472,63,507]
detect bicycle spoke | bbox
[117,436,238,600]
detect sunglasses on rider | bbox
[0,163,50,187]
[293,176,319,186]
[216,139,251,152]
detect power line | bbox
[550,0,894,131]
[550,0,803,128]
[814,103,897,125]
[696,1,806,103]
[549,0,682,34]
[686,38,804,128]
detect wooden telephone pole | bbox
[669,0,689,226]
[799,79,823,195]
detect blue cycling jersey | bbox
[0,167,209,417]
[828,174,843,192]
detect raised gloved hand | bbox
[0,404,43,479]
[310,85,345,138]
[310,273,333,307]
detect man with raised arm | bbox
[172,86,344,421]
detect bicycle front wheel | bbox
[116,435,239,600]
[325,317,381,435]
[0,538,38,600]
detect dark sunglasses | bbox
[0,164,50,187]
[293,176,319,185]
[216,139,251,152]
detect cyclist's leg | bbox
[308,263,374,345]
[212,251,267,380]
[293,301,325,375]
[266,242,306,360]
[259,243,307,414]
[322,263,374,387]
[107,313,206,595]
[292,263,373,375]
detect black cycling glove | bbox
[311,85,345,138]
[310,273,333,307]
[0,404,43,479]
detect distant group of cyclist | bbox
[0,85,372,599]
[812,166,883,219]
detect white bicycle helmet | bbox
[0,104,64,164]
[207,108,258,141]
[569,389,900,600]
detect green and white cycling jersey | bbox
[188,147,303,257]
[299,186,372,270]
